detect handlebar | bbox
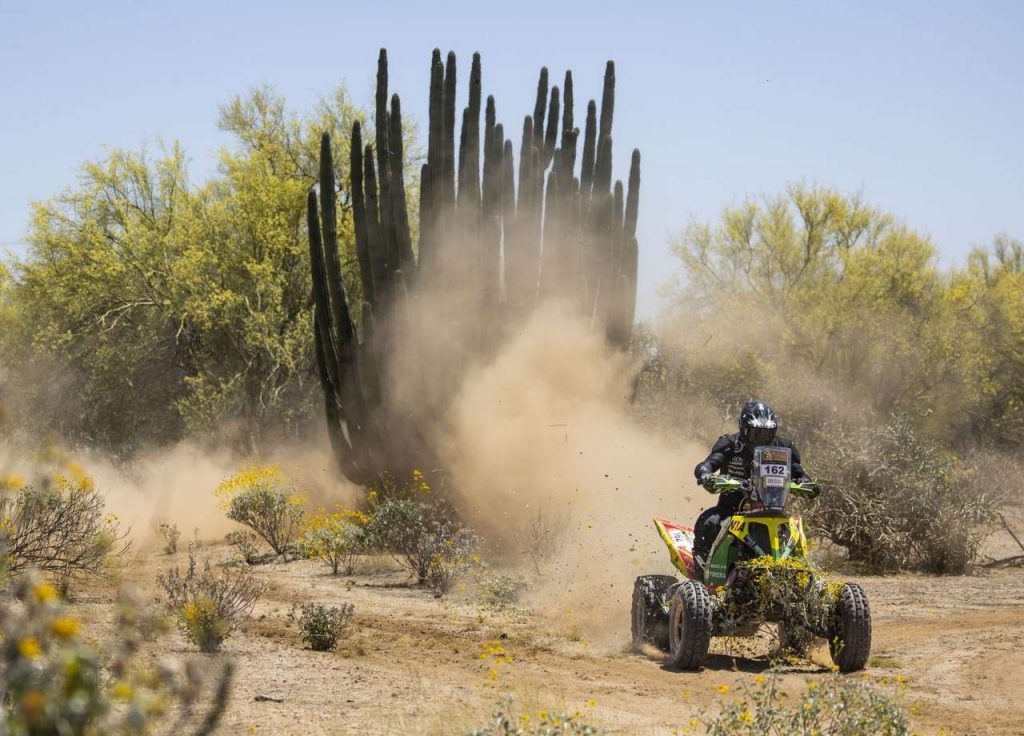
[700,474,820,499]
[790,480,821,499]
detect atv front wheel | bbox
[829,582,871,672]
[631,575,675,652]
[666,580,712,670]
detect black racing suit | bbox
[691,433,808,569]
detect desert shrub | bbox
[807,415,994,573]
[225,530,263,565]
[159,521,181,554]
[514,507,569,576]
[158,550,265,652]
[466,699,603,735]
[427,522,483,594]
[701,671,909,736]
[0,570,233,734]
[300,507,370,575]
[0,474,130,593]
[367,494,480,592]
[216,464,305,556]
[294,601,354,651]
[478,571,527,608]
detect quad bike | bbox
[631,446,871,672]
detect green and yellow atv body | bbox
[631,446,871,672]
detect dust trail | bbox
[444,303,713,646]
[1,433,360,551]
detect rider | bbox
[691,400,812,577]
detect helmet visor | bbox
[746,425,778,446]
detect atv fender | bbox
[654,518,699,580]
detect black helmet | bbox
[739,400,778,446]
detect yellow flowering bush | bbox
[701,671,909,736]
[718,555,843,655]
[157,551,265,652]
[0,572,232,734]
[300,507,370,575]
[465,698,603,735]
[217,464,305,557]
[0,472,129,594]
[0,410,231,732]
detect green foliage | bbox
[366,472,481,592]
[218,464,305,556]
[668,186,957,421]
[808,415,993,573]
[0,86,371,454]
[701,672,909,736]
[650,185,1019,570]
[226,486,305,558]
[299,508,369,575]
[157,551,265,652]
[295,601,354,651]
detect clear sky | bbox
[2,0,1021,316]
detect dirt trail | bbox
[86,543,1024,736]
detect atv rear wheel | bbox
[631,575,675,652]
[666,580,712,670]
[829,582,871,672]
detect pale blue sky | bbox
[2,1,1021,316]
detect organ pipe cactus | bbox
[308,49,641,484]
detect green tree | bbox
[1,85,375,453]
[665,184,971,435]
[954,235,1024,446]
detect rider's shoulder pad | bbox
[711,434,735,453]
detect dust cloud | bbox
[0,433,360,552]
[443,303,712,646]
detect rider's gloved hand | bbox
[796,478,820,499]
[700,474,718,492]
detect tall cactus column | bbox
[309,48,642,486]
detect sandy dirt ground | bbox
[68,519,1024,736]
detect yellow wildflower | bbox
[34,582,58,604]
[112,680,134,700]
[65,461,88,482]
[1,474,25,491]
[716,684,729,694]
[50,616,81,640]
[754,674,766,685]
[19,637,42,659]
[585,698,597,707]
[21,690,45,718]
[738,709,753,723]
